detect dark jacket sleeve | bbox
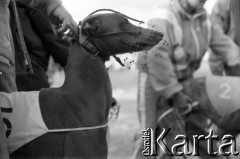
[230,0,240,45]
[209,21,240,67]
[27,8,69,67]
[18,0,62,16]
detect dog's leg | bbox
[157,103,187,159]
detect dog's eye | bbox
[124,19,129,24]
[120,18,129,25]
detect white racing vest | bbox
[0,91,47,154]
[0,91,108,154]
[206,76,240,117]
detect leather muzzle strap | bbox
[78,23,99,56]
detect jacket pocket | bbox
[0,55,10,67]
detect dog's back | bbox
[205,76,240,117]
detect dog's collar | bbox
[79,33,124,66]
[79,31,99,56]
[78,24,123,65]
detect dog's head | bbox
[79,12,163,58]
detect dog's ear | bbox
[82,19,99,35]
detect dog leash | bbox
[86,9,144,24]
[157,101,199,123]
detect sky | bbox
[62,0,217,23]
[62,0,168,22]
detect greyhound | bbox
[182,76,240,137]
[157,75,240,159]
[0,10,163,158]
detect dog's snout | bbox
[152,30,164,38]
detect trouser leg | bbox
[132,72,159,159]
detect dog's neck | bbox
[58,41,112,125]
[61,42,109,93]
[39,41,111,128]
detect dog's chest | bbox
[206,76,240,117]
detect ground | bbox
[108,69,139,159]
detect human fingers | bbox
[57,16,78,35]
[51,23,62,39]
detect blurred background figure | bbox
[208,0,240,76]
[11,1,69,91]
[133,0,240,158]
[230,0,240,46]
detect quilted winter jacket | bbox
[211,0,233,37]
[0,0,62,75]
[137,0,240,99]
[13,2,69,91]
[230,0,240,46]
[209,0,240,75]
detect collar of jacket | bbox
[173,0,206,20]
[9,0,33,74]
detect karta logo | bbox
[142,128,239,157]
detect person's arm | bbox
[19,0,77,39]
[144,17,191,113]
[27,8,69,67]
[209,22,240,68]
[211,0,231,34]
[208,52,225,75]
[209,0,239,76]
[146,18,183,99]
[19,0,62,15]
[230,0,240,46]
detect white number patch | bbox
[219,83,231,99]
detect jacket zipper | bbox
[190,16,200,60]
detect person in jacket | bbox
[209,0,240,76]
[133,0,240,158]
[12,2,69,91]
[230,0,240,46]
[0,0,77,158]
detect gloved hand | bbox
[210,65,224,76]
[48,4,78,41]
[225,64,240,76]
[108,97,121,120]
[171,92,192,115]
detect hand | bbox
[48,5,78,41]
[108,97,121,120]
[171,92,192,115]
[225,64,240,76]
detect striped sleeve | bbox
[45,0,62,15]
[19,0,62,15]
[145,10,183,99]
